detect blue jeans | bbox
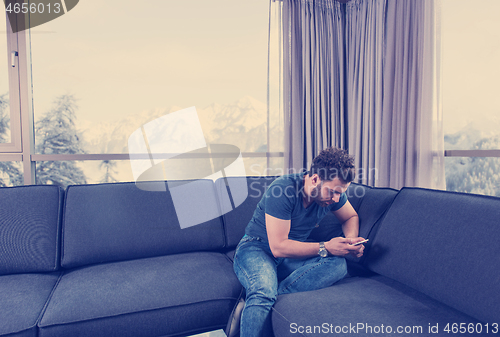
[233,235,347,337]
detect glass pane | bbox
[0,161,23,186]
[30,0,281,182]
[445,157,500,197]
[35,160,87,187]
[35,158,281,188]
[0,12,11,144]
[442,0,500,150]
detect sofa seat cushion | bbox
[272,276,490,337]
[38,252,241,337]
[0,272,60,337]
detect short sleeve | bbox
[329,192,348,212]
[264,183,296,220]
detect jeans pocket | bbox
[235,235,263,255]
[238,235,261,246]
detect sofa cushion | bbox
[225,249,235,261]
[39,252,241,336]
[62,181,225,269]
[39,252,241,337]
[0,185,63,275]
[216,176,277,249]
[0,272,60,337]
[365,188,500,324]
[272,275,490,337]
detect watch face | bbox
[319,249,328,258]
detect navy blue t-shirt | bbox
[245,172,347,243]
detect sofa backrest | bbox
[0,185,63,275]
[364,187,500,323]
[61,180,226,269]
[216,176,278,249]
[308,183,398,249]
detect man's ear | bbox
[311,174,320,186]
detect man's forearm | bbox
[273,216,360,258]
[270,239,321,259]
[342,215,359,238]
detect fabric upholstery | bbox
[365,188,500,324]
[62,181,225,268]
[216,176,278,249]
[272,275,489,337]
[226,250,235,261]
[0,272,60,336]
[39,252,241,337]
[0,185,63,275]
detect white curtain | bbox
[344,0,385,186]
[282,0,346,172]
[280,0,445,189]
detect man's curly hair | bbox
[309,147,356,183]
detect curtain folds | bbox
[283,0,346,172]
[281,0,445,189]
[345,0,385,186]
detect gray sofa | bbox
[1,177,499,337]
[272,185,500,336]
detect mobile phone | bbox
[352,239,369,246]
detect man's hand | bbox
[325,237,366,258]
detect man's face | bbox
[311,177,350,207]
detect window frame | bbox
[1,9,23,154]
[445,150,500,158]
[1,9,36,184]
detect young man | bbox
[233,147,365,337]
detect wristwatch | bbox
[318,242,328,258]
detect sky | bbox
[8,0,270,124]
[441,0,500,134]
[2,0,500,134]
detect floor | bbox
[187,329,227,337]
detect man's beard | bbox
[311,183,329,206]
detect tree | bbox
[99,160,118,183]
[0,94,23,186]
[35,94,87,187]
[445,136,500,197]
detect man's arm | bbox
[266,213,362,259]
[265,214,321,258]
[331,200,364,257]
[332,200,359,238]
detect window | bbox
[3,0,284,187]
[442,0,500,196]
